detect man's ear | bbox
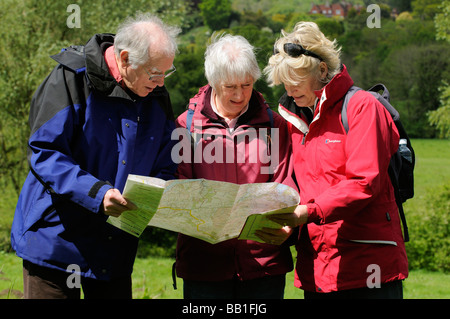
[119,50,130,68]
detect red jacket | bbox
[279,66,408,292]
[174,85,294,281]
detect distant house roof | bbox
[309,2,362,18]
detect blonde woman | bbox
[260,22,408,299]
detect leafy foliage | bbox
[429,0,450,139]
[406,184,450,272]
[428,84,450,138]
[199,0,232,31]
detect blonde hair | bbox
[264,21,341,86]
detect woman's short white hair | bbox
[204,33,261,90]
[114,12,181,69]
[264,21,341,86]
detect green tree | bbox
[340,16,447,138]
[380,43,450,138]
[315,17,345,40]
[406,183,450,272]
[199,0,232,31]
[428,85,450,138]
[389,0,413,12]
[434,0,450,42]
[165,44,207,117]
[412,0,443,20]
[428,0,450,138]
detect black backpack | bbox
[342,83,415,242]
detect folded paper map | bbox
[107,175,299,244]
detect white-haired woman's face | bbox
[213,75,254,119]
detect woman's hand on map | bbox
[255,225,293,245]
[255,205,309,245]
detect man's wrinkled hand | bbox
[102,188,137,217]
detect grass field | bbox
[1,251,449,299]
[1,138,449,299]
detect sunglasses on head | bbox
[273,43,324,62]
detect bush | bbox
[406,184,450,273]
[199,0,232,31]
[0,226,12,253]
[137,227,178,258]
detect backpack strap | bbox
[388,164,410,242]
[341,86,362,133]
[342,84,400,131]
[266,107,274,128]
[186,107,195,133]
[369,83,390,102]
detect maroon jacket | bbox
[279,66,408,292]
[174,85,294,281]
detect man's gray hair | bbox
[204,33,261,90]
[114,13,181,69]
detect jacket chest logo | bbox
[325,139,342,144]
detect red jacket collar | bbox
[104,46,123,84]
[314,64,354,110]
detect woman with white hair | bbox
[174,34,294,299]
[260,22,409,299]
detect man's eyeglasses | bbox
[145,65,176,81]
[273,43,324,62]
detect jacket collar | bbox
[278,92,312,134]
[51,33,167,102]
[104,45,123,84]
[83,33,132,99]
[314,64,354,113]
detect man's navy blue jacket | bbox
[11,34,177,280]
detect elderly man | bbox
[11,13,180,299]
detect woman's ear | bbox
[319,61,328,81]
